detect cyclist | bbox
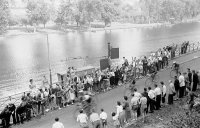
[172,61,180,74]
[129,79,136,92]
[80,91,96,116]
[149,64,157,81]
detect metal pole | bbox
[108,42,111,58]
[47,34,52,86]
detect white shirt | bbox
[131,96,139,105]
[162,85,167,95]
[112,115,118,121]
[100,112,107,120]
[140,97,147,105]
[134,92,142,98]
[148,90,155,99]
[116,105,123,117]
[90,113,100,122]
[154,87,161,96]
[77,113,88,123]
[52,122,64,128]
[179,75,185,87]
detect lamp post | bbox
[47,34,52,86]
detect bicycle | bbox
[145,72,160,87]
[170,66,183,78]
[73,95,98,121]
[124,83,135,98]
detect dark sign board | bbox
[111,48,119,59]
[100,58,110,70]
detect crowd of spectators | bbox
[0,41,197,127]
[76,68,200,128]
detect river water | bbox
[0,22,200,97]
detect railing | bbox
[0,41,199,112]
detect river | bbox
[0,22,200,97]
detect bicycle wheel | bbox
[153,74,160,83]
[124,88,132,98]
[145,77,154,87]
[170,70,177,78]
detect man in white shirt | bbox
[77,110,89,128]
[52,117,64,128]
[161,81,166,105]
[134,88,142,98]
[154,84,161,110]
[90,109,101,128]
[179,72,185,98]
[100,109,108,128]
[148,87,156,113]
[87,75,93,91]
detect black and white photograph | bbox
[0,0,200,128]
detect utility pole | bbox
[47,34,52,86]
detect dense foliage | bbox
[0,0,9,33]
[26,0,50,28]
[1,0,200,32]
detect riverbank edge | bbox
[1,20,199,37]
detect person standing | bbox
[187,68,192,86]
[133,88,142,117]
[161,82,166,106]
[168,80,175,105]
[90,110,101,128]
[192,70,199,92]
[179,72,185,98]
[140,94,147,122]
[154,84,161,110]
[123,96,132,123]
[114,67,120,86]
[148,87,156,113]
[174,76,180,100]
[142,56,148,76]
[142,88,150,113]
[52,117,64,128]
[87,75,93,92]
[100,109,108,128]
[116,101,124,127]
[131,94,140,120]
[77,110,89,128]
[112,112,120,128]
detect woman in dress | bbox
[116,101,124,127]
[140,94,147,122]
[112,112,120,128]
[123,96,131,123]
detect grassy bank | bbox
[126,90,200,128]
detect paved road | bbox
[12,51,200,128]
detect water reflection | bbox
[0,22,200,83]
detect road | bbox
[12,50,200,128]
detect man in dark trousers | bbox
[174,76,180,100]
[154,84,161,110]
[192,70,199,92]
[187,68,192,86]
[148,87,156,113]
[114,67,120,86]
[142,56,148,76]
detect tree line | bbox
[0,0,200,33]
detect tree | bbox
[26,0,50,28]
[20,17,29,29]
[101,1,119,26]
[0,0,10,34]
[55,1,74,26]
